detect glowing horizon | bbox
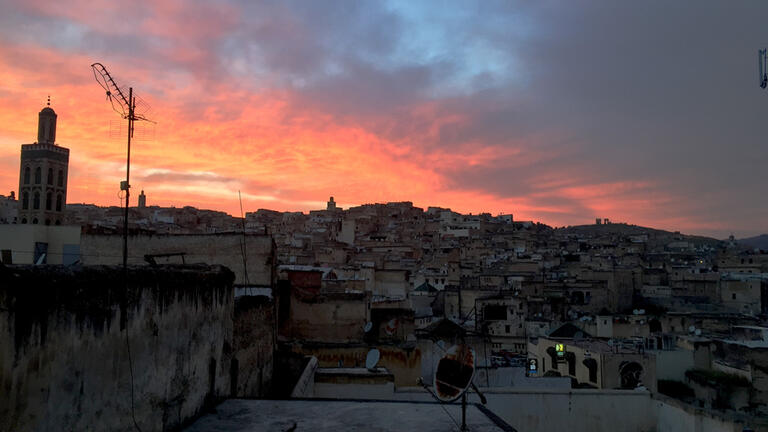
[1,1,766,239]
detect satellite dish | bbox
[688,326,696,333]
[434,344,476,402]
[695,329,702,336]
[364,322,373,333]
[384,318,399,336]
[365,348,380,370]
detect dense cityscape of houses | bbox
[3,103,768,431]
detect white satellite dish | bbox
[688,326,696,333]
[365,348,380,370]
[364,322,373,333]
[694,329,702,336]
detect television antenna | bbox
[91,62,155,269]
[760,49,767,89]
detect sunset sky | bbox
[0,1,766,238]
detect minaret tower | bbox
[18,97,70,225]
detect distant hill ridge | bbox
[556,223,723,247]
[737,234,768,250]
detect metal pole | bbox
[123,87,133,270]
[461,392,468,431]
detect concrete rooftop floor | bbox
[184,399,511,432]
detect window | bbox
[22,192,29,210]
[21,218,27,224]
[505,325,510,334]
[45,192,52,210]
[33,192,40,210]
[56,194,62,212]
[45,219,50,226]
[34,167,41,184]
[32,218,38,224]
[484,305,508,321]
[732,293,736,300]
[24,166,30,184]
[57,170,64,187]
[47,168,53,185]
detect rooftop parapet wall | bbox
[0,264,235,432]
[80,233,275,286]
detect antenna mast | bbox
[760,49,767,90]
[91,63,155,269]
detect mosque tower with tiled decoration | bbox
[17,97,70,225]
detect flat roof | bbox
[184,399,509,432]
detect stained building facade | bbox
[18,101,69,225]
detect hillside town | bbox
[2,100,768,431]
[3,170,768,429]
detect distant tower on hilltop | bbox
[327,196,337,211]
[17,97,70,225]
[138,190,147,208]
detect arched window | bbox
[22,192,29,209]
[24,167,30,184]
[21,218,27,224]
[58,170,64,187]
[56,194,63,212]
[45,219,50,226]
[46,192,52,210]
[33,192,40,209]
[32,218,38,224]
[47,168,53,185]
[55,220,61,225]
[34,167,41,184]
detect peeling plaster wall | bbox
[80,233,275,286]
[233,295,275,397]
[0,264,235,432]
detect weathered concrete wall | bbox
[280,290,369,343]
[0,224,80,264]
[284,344,422,388]
[390,388,656,432]
[80,233,275,286]
[233,295,275,397]
[468,389,656,431]
[0,264,235,432]
[655,395,767,432]
[390,387,768,431]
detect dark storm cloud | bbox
[0,0,765,236]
